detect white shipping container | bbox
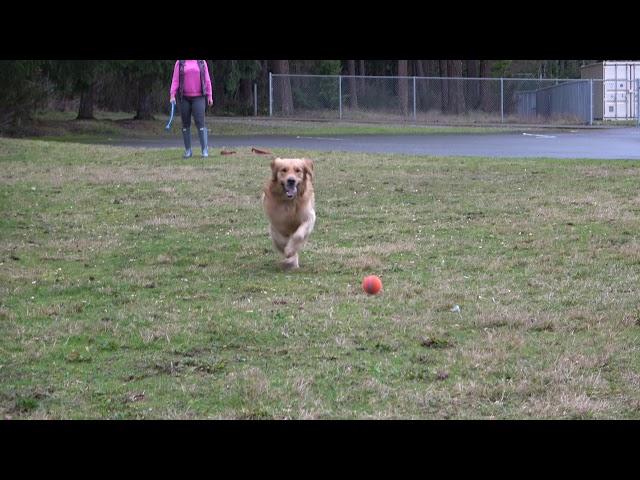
[581,61,640,120]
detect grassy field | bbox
[1,137,640,419]
[26,110,529,144]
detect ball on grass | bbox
[362,275,382,295]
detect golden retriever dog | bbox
[262,157,315,270]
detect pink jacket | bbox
[170,60,213,102]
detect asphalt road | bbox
[113,127,640,160]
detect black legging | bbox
[180,95,206,130]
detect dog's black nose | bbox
[286,178,296,186]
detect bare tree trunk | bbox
[272,60,293,115]
[415,60,429,111]
[77,81,96,120]
[466,60,479,109]
[134,75,154,120]
[358,60,366,97]
[447,60,465,114]
[479,60,493,112]
[260,60,269,115]
[427,60,439,76]
[239,78,253,114]
[347,60,358,109]
[211,60,227,113]
[439,60,448,113]
[398,60,408,116]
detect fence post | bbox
[589,79,593,126]
[637,78,639,128]
[500,78,504,123]
[338,75,342,120]
[254,82,258,117]
[269,72,273,117]
[413,76,417,121]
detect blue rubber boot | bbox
[198,127,209,157]
[182,128,192,158]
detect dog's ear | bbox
[270,158,279,181]
[303,158,314,180]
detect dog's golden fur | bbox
[262,157,315,270]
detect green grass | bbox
[27,110,528,144]
[2,137,640,419]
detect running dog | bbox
[262,157,315,270]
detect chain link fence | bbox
[270,74,640,126]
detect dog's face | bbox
[271,158,313,199]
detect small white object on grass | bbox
[450,304,461,313]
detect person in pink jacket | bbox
[169,60,213,158]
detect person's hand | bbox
[208,98,213,107]
[170,96,176,104]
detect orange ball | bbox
[362,275,382,295]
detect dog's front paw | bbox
[282,255,299,270]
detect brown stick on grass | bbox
[251,147,272,155]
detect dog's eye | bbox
[295,168,301,173]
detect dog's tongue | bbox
[285,184,297,198]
